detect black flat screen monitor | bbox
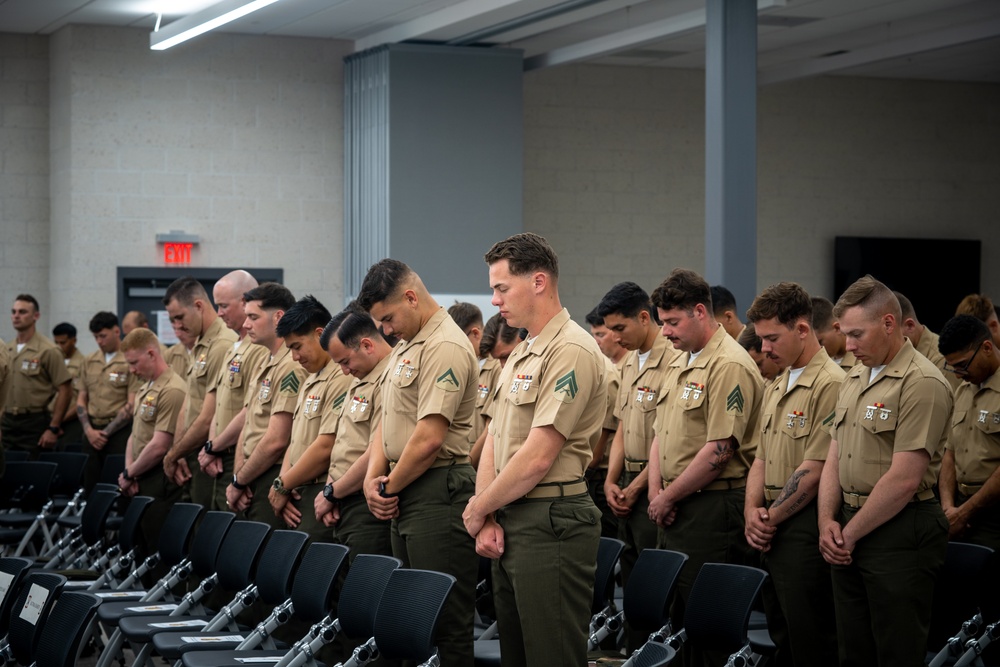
[833,236,981,332]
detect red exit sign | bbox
[164,243,193,264]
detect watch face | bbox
[273,478,281,490]
[323,484,334,502]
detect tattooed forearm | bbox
[709,438,737,471]
[76,405,92,430]
[771,469,810,510]
[103,406,133,436]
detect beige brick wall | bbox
[47,25,351,349]
[0,34,51,334]
[525,65,1000,322]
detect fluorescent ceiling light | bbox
[150,0,281,51]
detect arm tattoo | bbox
[709,438,737,471]
[102,406,133,436]
[76,405,92,430]
[771,469,810,511]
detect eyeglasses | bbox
[944,341,983,376]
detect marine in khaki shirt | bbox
[818,277,952,667]
[4,296,73,454]
[894,290,961,391]
[743,284,844,667]
[360,260,479,667]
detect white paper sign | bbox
[0,572,14,606]
[181,635,245,644]
[125,603,180,612]
[19,584,49,625]
[233,659,282,664]
[95,592,144,599]
[155,310,179,345]
[149,619,209,629]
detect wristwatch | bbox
[203,440,222,457]
[47,425,61,435]
[121,468,134,482]
[272,477,291,497]
[231,473,248,491]
[323,483,336,504]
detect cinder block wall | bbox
[47,25,352,348]
[525,65,1000,322]
[0,34,50,334]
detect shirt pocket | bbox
[388,362,419,412]
[504,384,538,442]
[974,409,1000,435]
[348,399,373,424]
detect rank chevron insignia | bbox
[822,410,836,427]
[554,370,578,402]
[726,385,745,414]
[280,372,300,394]
[435,368,460,391]
[333,392,346,411]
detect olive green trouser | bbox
[1,412,50,464]
[493,492,601,667]
[617,469,659,654]
[80,426,130,492]
[586,467,618,539]
[187,451,215,509]
[246,464,285,530]
[136,472,184,585]
[391,464,478,667]
[831,499,947,667]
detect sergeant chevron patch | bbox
[280,372,300,394]
[726,385,744,414]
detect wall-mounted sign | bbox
[156,231,200,266]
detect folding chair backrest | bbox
[117,495,154,554]
[99,454,126,485]
[157,503,205,568]
[287,542,350,622]
[188,511,236,578]
[253,529,308,605]
[632,641,675,667]
[0,461,58,511]
[213,521,271,592]
[34,591,102,667]
[0,557,33,635]
[929,541,995,648]
[79,488,120,546]
[373,568,456,663]
[6,572,68,665]
[593,537,625,613]
[624,549,688,633]
[38,452,88,498]
[2,451,30,464]
[337,554,401,640]
[684,563,767,654]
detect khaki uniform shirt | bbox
[490,309,608,484]
[213,338,269,438]
[184,317,238,430]
[654,325,762,483]
[759,349,845,489]
[286,363,352,484]
[915,329,961,391]
[832,340,952,494]
[470,357,503,448]
[131,368,186,458]
[615,334,677,463]
[242,346,306,458]
[5,332,71,413]
[381,308,478,463]
[48,349,84,416]
[0,339,9,412]
[165,343,191,378]
[330,356,389,482]
[946,370,1000,485]
[80,349,143,423]
[834,350,857,372]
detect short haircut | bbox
[939,314,991,356]
[710,285,737,316]
[127,311,149,328]
[480,313,520,358]
[357,259,412,311]
[585,307,604,328]
[14,294,39,312]
[651,269,712,313]
[811,297,835,330]
[121,328,159,353]
[89,311,119,333]
[448,302,483,332]
[832,275,901,321]
[737,322,763,353]
[275,295,332,338]
[893,291,916,321]
[321,308,382,350]
[597,282,654,320]
[484,232,559,278]
[163,276,208,307]
[53,322,77,338]
[956,294,996,323]
[746,282,813,327]
[244,282,295,312]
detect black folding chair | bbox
[34,591,103,667]
[631,641,676,667]
[929,542,996,667]
[369,568,456,667]
[588,537,626,650]
[620,549,688,666]
[0,571,68,664]
[38,451,89,525]
[43,487,118,570]
[0,461,59,556]
[0,557,34,641]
